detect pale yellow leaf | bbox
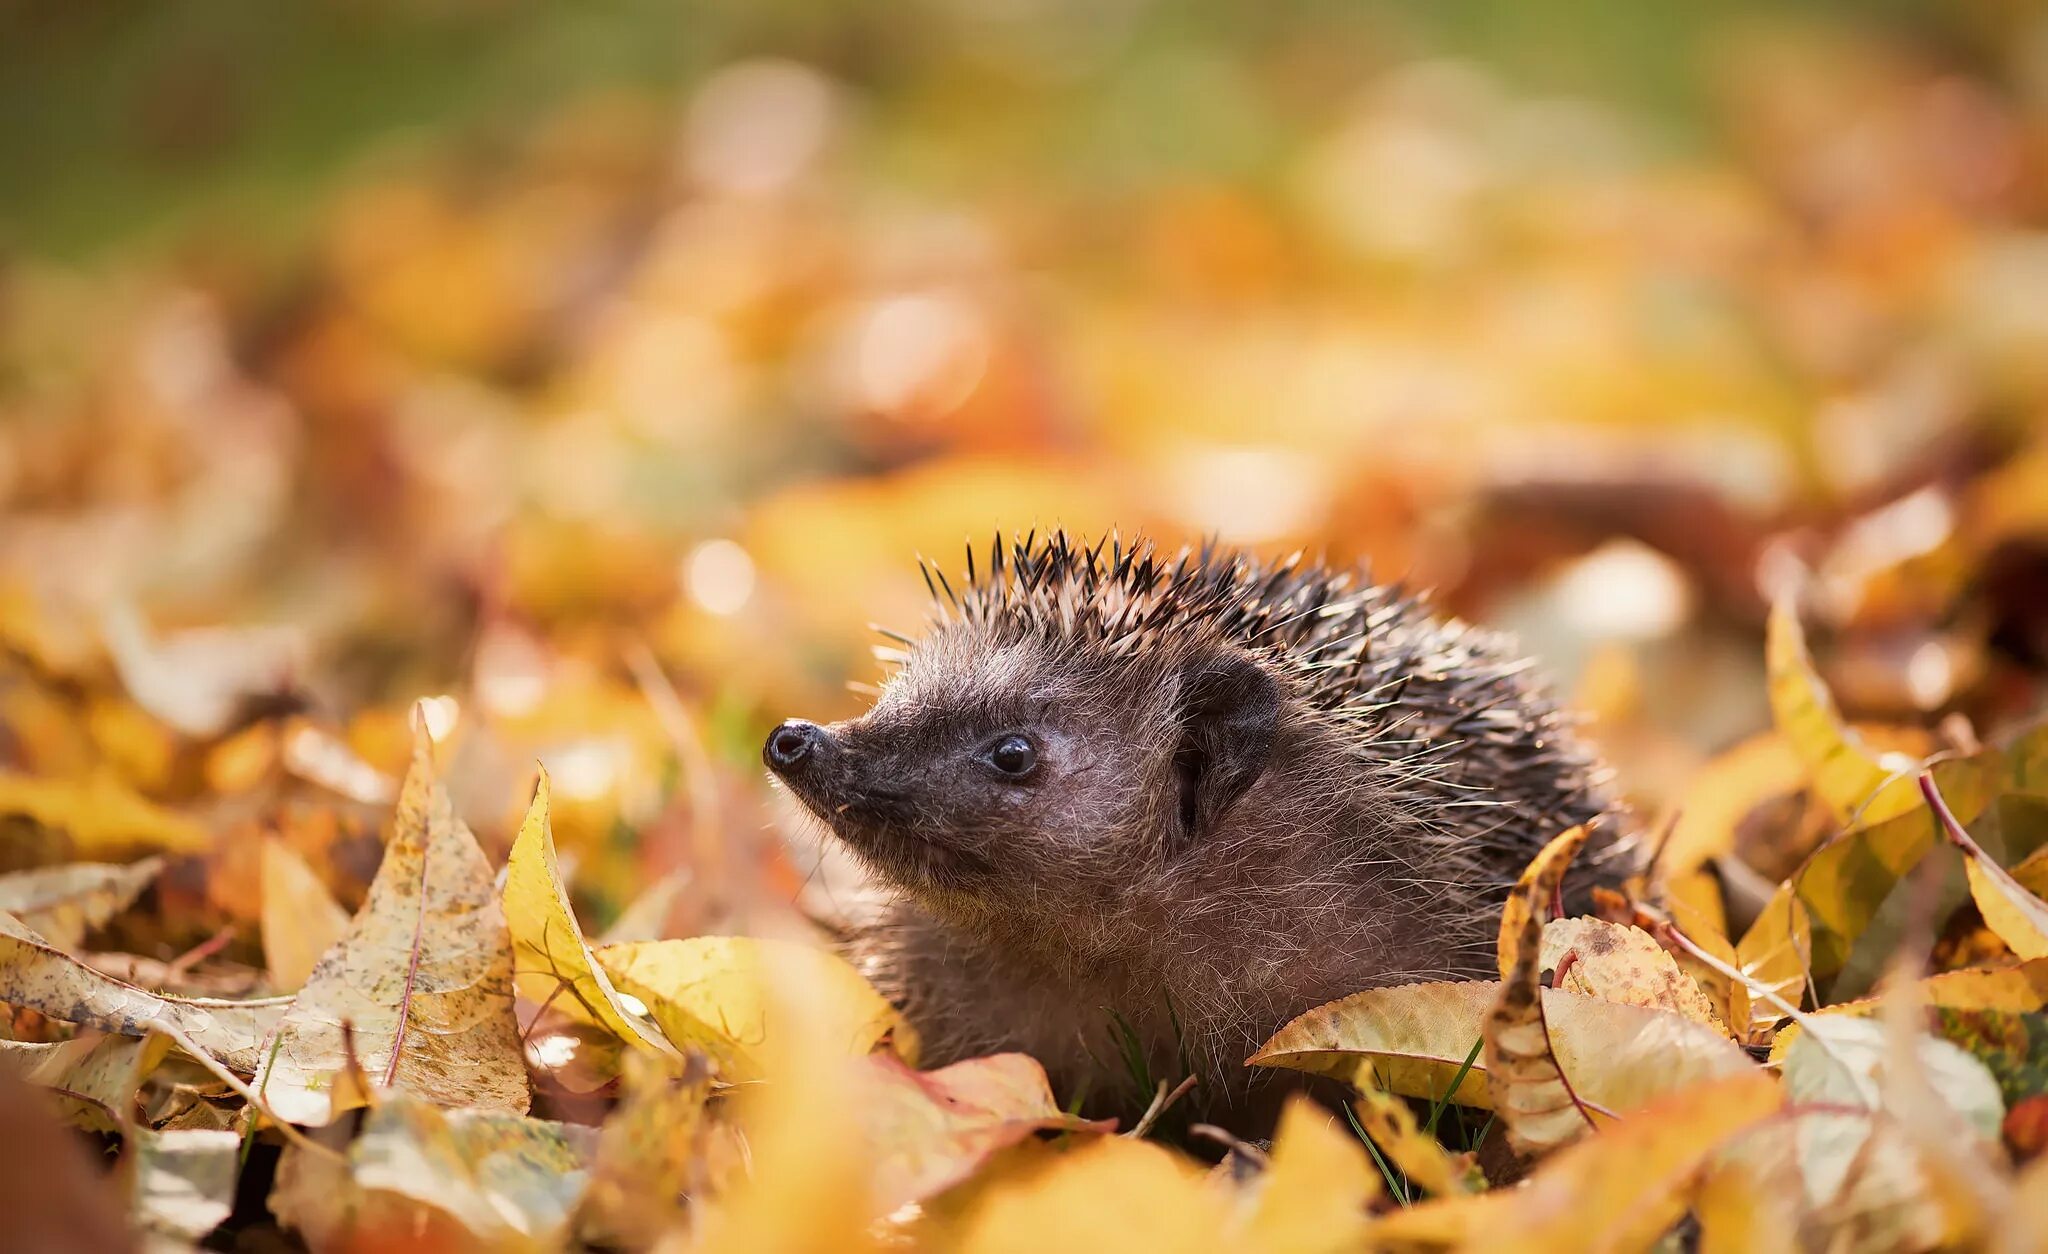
[504,768,675,1054]
[0,858,161,952]
[595,935,917,1082]
[1540,916,1726,1032]
[1770,958,2048,1062]
[950,1134,1226,1254]
[254,716,527,1125]
[1767,597,1922,825]
[1249,980,1758,1120]
[130,1127,240,1247]
[258,838,347,990]
[1927,774,2048,959]
[0,1030,172,1133]
[0,909,286,1072]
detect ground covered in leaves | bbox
[7,3,2048,1252]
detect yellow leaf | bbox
[949,1134,1226,1254]
[1540,916,1727,1032]
[0,858,161,952]
[258,838,348,990]
[1349,1084,1474,1199]
[1767,597,1921,825]
[0,909,286,1072]
[1235,1094,1377,1254]
[1250,980,1758,1120]
[1926,773,2048,959]
[0,770,210,854]
[594,935,917,1081]
[503,767,676,1055]
[1489,824,1596,1156]
[1658,730,1811,879]
[255,714,528,1125]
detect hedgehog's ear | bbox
[1172,650,1280,846]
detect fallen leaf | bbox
[1249,980,1758,1120]
[1348,1083,1475,1199]
[129,1127,241,1247]
[0,909,286,1072]
[595,935,917,1081]
[575,1049,713,1249]
[258,837,348,990]
[1234,1094,1377,1253]
[1489,824,1596,1155]
[0,1030,171,1133]
[1540,915,1726,1032]
[858,1051,1113,1213]
[1927,772,2048,959]
[272,1091,592,1249]
[0,770,211,854]
[255,717,527,1125]
[0,858,161,951]
[949,1134,1226,1254]
[504,767,675,1054]
[103,602,304,739]
[1368,1072,1782,1254]
[1770,959,2048,1061]
[1767,597,1921,826]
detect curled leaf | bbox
[1349,1084,1475,1199]
[1235,1094,1377,1251]
[1540,916,1726,1033]
[1489,824,1596,1155]
[504,767,676,1054]
[1767,598,1920,826]
[1926,772,2048,959]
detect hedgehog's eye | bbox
[981,734,1038,780]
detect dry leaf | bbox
[255,718,527,1125]
[1926,773,2048,960]
[1234,1094,1377,1253]
[1769,958,2048,1061]
[129,1127,241,1247]
[0,770,210,854]
[0,1030,171,1133]
[0,909,286,1072]
[0,858,161,951]
[103,603,304,739]
[272,1091,592,1249]
[1541,915,1727,1032]
[1489,824,1597,1155]
[504,767,676,1054]
[1249,979,1757,1119]
[259,837,348,990]
[1767,597,1922,826]
[595,935,917,1081]
[575,1049,713,1249]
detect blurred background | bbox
[4,0,2048,935]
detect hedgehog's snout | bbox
[763,719,828,774]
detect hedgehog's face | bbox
[763,632,1282,914]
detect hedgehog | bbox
[763,532,1620,1123]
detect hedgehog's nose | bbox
[764,720,824,772]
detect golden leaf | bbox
[0,858,161,952]
[948,1134,1225,1254]
[503,767,676,1054]
[1926,773,2048,960]
[0,770,210,855]
[254,716,527,1125]
[1766,597,1921,826]
[258,837,348,991]
[1234,1094,1378,1253]
[1348,1083,1475,1199]
[594,935,917,1081]
[576,1049,713,1249]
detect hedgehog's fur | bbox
[765,532,1618,1124]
